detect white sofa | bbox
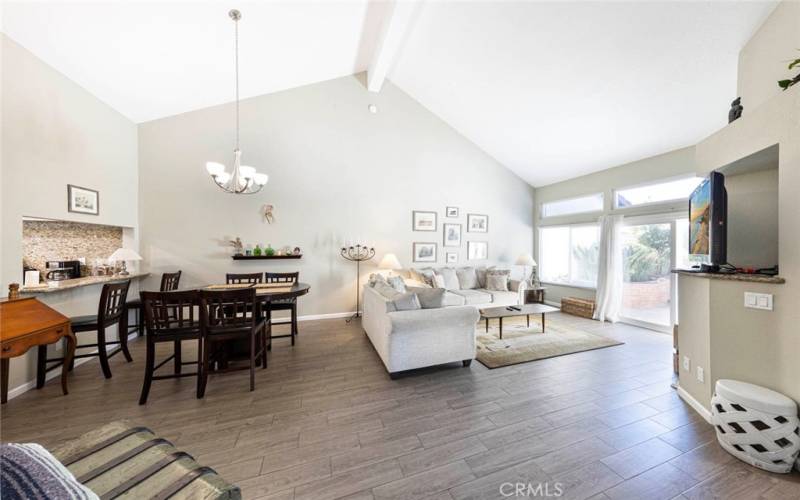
[362,267,526,377]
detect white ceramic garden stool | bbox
[711,379,800,473]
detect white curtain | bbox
[594,214,624,322]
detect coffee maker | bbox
[45,260,81,281]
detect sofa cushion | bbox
[450,289,493,305]
[391,292,422,311]
[437,267,460,290]
[456,267,479,289]
[485,290,518,306]
[475,267,488,288]
[374,282,402,300]
[407,287,446,309]
[443,291,466,307]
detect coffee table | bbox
[480,303,560,339]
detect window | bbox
[541,193,603,218]
[614,177,704,209]
[539,224,600,287]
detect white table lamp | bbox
[378,253,402,276]
[108,248,142,276]
[516,253,537,286]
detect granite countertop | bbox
[672,270,785,284]
[20,272,151,294]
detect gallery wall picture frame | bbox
[446,207,459,218]
[412,211,438,231]
[67,185,100,215]
[446,252,458,264]
[413,242,438,263]
[467,213,488,233]
[443,223,462,247]
[467,241,488,260]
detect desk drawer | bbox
[1,325,68,358]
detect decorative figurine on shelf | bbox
[253,244,263,256]
[265,244,275,257]
[728,97,743,123]
[8,283,20,300]
[293,247,302,256]
[230,237,244,256]
[263,204,274,224]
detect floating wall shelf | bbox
[232,255,302,260]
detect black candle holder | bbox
[341,244,375,323]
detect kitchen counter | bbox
[20,272,150,294]
[672,270,784,284]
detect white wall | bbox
[533,146,696,304]
[1,35,139,392]
[737,0,800,113]
[138,73,535,317]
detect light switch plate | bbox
[682,356,690,372]
[744,292,773,311]
[696,366,704,383]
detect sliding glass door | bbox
[620,216,688,332]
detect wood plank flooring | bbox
[2,313,799,499]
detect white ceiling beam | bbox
[367,0,420,93]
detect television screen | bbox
[689,178,711,256]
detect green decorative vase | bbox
[265,245,275,257]
[253,244,262,256]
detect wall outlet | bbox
[682,356,690,372]
[696,366,704,383]
[744,292,773,311]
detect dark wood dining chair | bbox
[38,280,131,381]
[198,288,269,396]
[225,273,263,285]
[126,271,182,337]
[139,290,202,404]
[264,272,300,345]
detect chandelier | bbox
[205,9,268,194]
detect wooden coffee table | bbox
[480,303,560,339]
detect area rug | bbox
[475,316,624,369]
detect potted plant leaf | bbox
[778,50,800,91]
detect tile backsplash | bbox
[23,220,123,276]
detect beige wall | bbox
[1,35,139,395]
[737,1,800,113]
[533,146,696,304]
[137,73,535,317]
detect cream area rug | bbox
[476,316,624,369]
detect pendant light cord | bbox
[234,15,240,151]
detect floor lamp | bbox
[341,244,375,323]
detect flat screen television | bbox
[689,171,727,268]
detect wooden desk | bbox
[0,297,76,404]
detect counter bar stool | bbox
[38,280,131,381]
[126,271,182,337]
[139,290,202,404]
[198,287,269,396]
[264,272,299,345]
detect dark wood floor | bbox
[2,313,799,500]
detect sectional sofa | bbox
[362,266,527,377]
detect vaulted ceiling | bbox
[1,1,777,186]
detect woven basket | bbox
[712,385,800,473]
[561,297,595,319]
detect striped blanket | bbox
[1,443,98,500]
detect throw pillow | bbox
[432,274,446,289]
[456,267,479,290]
[403,278,431,289]
[486,274,509,291]
[391,292,422,311]
[368,273,388,287]
[475,267,488,288]
[407,287,446,309]
[0,443,99,500]
[437,267,460,290]
[412,268,437,287]
[387,275,407,293]
[374,282,401,300]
